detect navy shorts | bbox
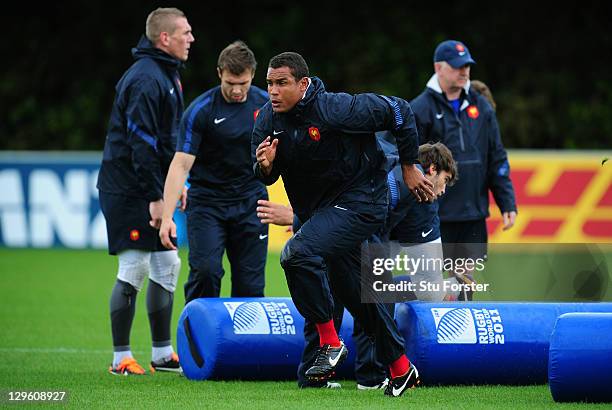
[440,219,488,261]
[99,191,170,255]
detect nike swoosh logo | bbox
[259,234,268,240]
[458,51,466,56]
[334,205,348,211]
[435,113,444,119]
[169,88,174,95]
[273,130,283,135]
[392,367,415,396]
[421,228,433,238]
[328,345,345,367]
[214,117,226,124]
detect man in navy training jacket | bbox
[252,51,434,397]
[258,139,458,390]
[97,7,194,376]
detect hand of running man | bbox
[256,136,278,175]
[401,164,435,202]
[257,200,294,226]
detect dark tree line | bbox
[2,1,611,150]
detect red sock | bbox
[389,355,410,378]
[315,319,341,347]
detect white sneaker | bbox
[357,378,389,390]
[300,380,342,389]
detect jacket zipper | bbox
[455,112,465,152]
[437,96,466,152]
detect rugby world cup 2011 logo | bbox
[431,307,505,345]
[224,302,271,334]
[431,308,477,344]
[224,301,297,335]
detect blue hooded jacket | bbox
[97,36,185,201]
[251,77,420,222]
[410,75,517,221]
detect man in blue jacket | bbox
[257,139,458,390]
[252,52,434,397]
[97,7,194,376]
[410,39,517,300]
[158,41,269,303]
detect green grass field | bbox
[0,248,609,409]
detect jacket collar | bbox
[426,73,471,96]
[131,35,183,70]
[301,77,312,100]
[284,76,323,118]
[426,74,471,110]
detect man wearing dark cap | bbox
[410,40,517,300]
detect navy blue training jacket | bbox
[177,85,268,204]
[97,36,185,201]
[251,77,419,222]
[410,75,517,222]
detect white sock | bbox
[152,345,174,363]
[113,350,133,368]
